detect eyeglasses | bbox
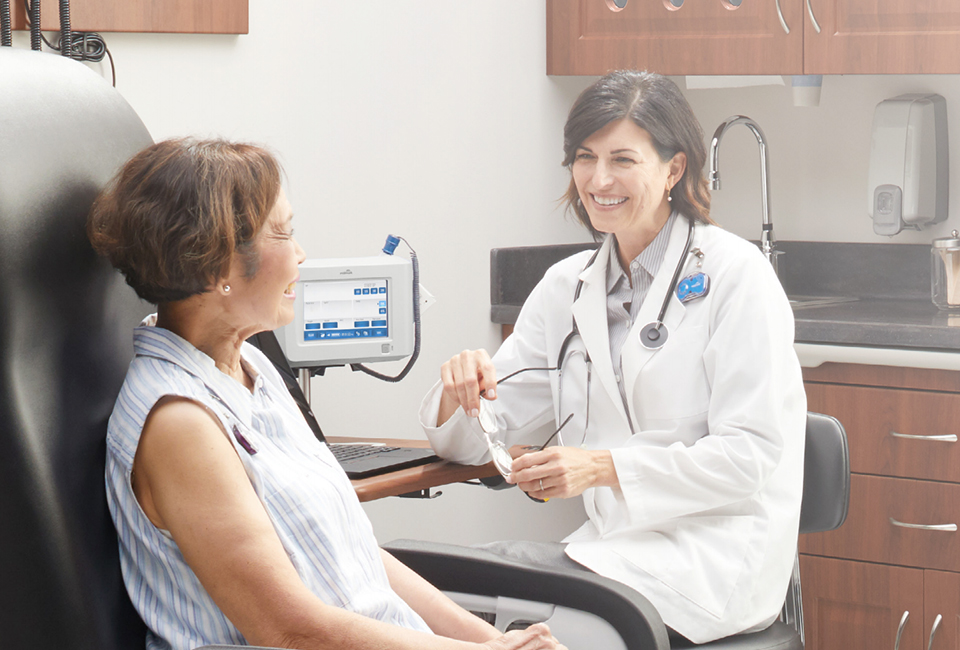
[476,363,584,480]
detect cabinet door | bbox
[801,555,924,650]
[804,0,960,73]
[925,570,960,650]
[546,0,803,76]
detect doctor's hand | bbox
[509,446,619,500]
[482,623,567,650]
[438,349,497,427]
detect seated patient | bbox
[89,138,564,650]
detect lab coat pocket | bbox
[634,325,710,422]
[612,515,753,619]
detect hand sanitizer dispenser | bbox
[867,93,948,236]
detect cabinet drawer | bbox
[799,474,960,572]
[806,382,960,483]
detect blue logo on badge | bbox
[676,272,710,303]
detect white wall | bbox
[40,2,960,544]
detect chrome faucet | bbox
[708,116,780,276]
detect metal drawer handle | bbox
[928,614,942,650]
[805,0,821,33]
[775,0,790,34]
[895,611,909,650]
[890,431,958,442]
[890,517,958,532]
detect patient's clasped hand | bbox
[88,138,566,650]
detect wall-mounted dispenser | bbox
[867,93,948,236]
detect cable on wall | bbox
[22,1,115,86]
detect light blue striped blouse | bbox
[105,322,430,650]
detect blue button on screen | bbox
[305,323,321,330]
[378,287,386,294]
[304,331,321,341]
[354,289,361,295]
[354,321,370,328]
[371,328,388,337]
[372,320,386,327]
[379,308,386,314]
[362,288,370,295]
[322,322,338,329]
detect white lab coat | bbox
[420,215,806,643]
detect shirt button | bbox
[615,374,622,382]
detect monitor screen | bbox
[302,278,389,342]
[276,256,414,368]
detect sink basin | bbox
[788,296,859,310]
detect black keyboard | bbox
[329,443,401,461]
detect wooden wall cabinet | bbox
[800,363,960,650]
[12,0,248,34]
[547,0,960,75]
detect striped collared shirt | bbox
[105,322,430,650]
[606,211,677,409]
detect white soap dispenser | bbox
[867,93,948,236]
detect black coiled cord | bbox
[28,0,38,50]
[23,0,114,85]
[58,0,69,57]
[350,240,422,383]
[1,0,12,47]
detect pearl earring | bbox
[223,285,231,293]
[667,189,673,202]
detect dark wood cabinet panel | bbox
[925,570,960,650]
[804,0,960,74]
[800,555,925,650]
[800,474,960,572]
[548,1,960,75]
[546,0,803,76]
[12,0,248,34]
[805,382,960,483]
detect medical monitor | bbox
[276,256,415,368]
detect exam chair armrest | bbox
[383,539,670,650]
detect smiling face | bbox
[223,187,306,334]
[571,119,686,262]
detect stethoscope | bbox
[478,218,708,458]
[557,216,702,367]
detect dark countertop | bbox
[793,298,960,349]
[490,240,960,353]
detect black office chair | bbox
[385,412,850,650]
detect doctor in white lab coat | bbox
[420,71,806,644]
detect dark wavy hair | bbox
[87,138,282,304]
[562,70,713,238]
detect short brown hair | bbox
[88,138,282,304]
[562,70,712,237]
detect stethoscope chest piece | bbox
[639,322,668,349]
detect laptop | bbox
[246,331,439,479]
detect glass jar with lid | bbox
[932,230,960,310]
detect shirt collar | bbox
[132,316,258,426]
[606,210,678,292]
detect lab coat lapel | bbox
[569,236,631,429]
[622,217,697,426]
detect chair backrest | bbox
[799,412,850,534]
[0,49,153,650]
